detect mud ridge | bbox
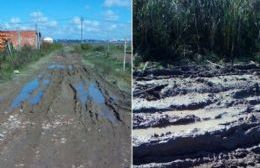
[133,63,260,167]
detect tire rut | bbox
[133,64,260,167]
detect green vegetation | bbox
[74,43,131,93]
[0,43,62,80]
[134,0,260,65]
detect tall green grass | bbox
[134,0,260,64]
[74,44,131,92]
[0,43,62,80]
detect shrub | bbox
[80,43,91,50]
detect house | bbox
[0,30,41,51]
[43,37,54,44]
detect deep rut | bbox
[133,64,260,168]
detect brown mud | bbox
[133,63,260,168]
[0,50,131,168]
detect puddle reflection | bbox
[11,79,39,108]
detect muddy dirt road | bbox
[133,64,260,167]
[0,49,131,168]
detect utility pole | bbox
[107,40,110,56]
[35,23,38,49]
[123,39,127,71]
[80,17,84,44]
[17,28,21,50]
[38,32,41,49]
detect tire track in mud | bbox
[133,64,260,168]
[0,53,130,168]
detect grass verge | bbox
[73,43,131,93]
[0,43,62,81]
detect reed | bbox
[134,0,259,64]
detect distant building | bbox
[0,30,40,51]
[43,37,54,44]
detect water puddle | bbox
[88,84,118,123]
[74,82,88,104]
[43,79,50,85]
[133,115,238,139]
[74,81,117,123]
[11,79,39,108]
[48,64,65,70]
[156,107,242,120]
[29,90,44,105]
[68,65,73,71]
[74,82,105,104]
[88,83,105,104]
[10,77,51,109]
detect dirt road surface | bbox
[133,64,260,167]
[0,48,131,168]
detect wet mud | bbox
[0,52,131,168]
[133,63,260,168]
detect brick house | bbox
[0,30,40,51]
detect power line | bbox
[81,17,84,43]
[0,16,131,40]
[0,16,131,26]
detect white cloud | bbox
[19,26,32,30]
[3,23,11,29]
[85,20,100,27]
[1,18,25,30]
[72,16,81,25]
[107,24,118,31]
[10,17,21,24]
[72,17,100,32]
[1,22,33,30]
[30,11,58,28]
[30,11,48,23]
[104,10,119,21]
[104,0,130,7]
[48,20,58,27]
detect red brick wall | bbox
[0,30,37,49]
[20,31,37,47]
[0,32,9,50]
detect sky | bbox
[0,0,131,40]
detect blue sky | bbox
[0,0,131,40]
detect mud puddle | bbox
[72,80,118,124]
[10,76,51,110]
[133,64,260,167]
